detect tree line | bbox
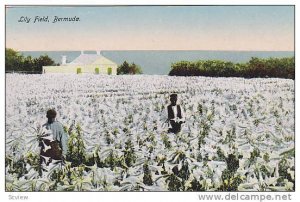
[169,57,295,79]
[5,48,57,73]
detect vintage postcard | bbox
[4,4,295,200]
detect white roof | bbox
[68,54,117,66]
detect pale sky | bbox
[6,6,294,51]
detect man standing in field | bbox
[40,109,68,167]
[167,94,185,134]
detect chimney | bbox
[61,55,67,65]
[97,50,101,55]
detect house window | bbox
[107,67,112,75]
[95,67,100,74]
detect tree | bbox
[23,56,34,72]
[130,63,142,74]
[32,55,56,73]
[5,48,23,72]
[117,61,142,75]
[117,61,130,75]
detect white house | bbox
[43,51,118,75]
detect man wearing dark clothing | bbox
[167,94,184,134]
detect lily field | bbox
[5,74,295,191]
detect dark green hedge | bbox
[169,57,295,79]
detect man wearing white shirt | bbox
[167,94,184,133]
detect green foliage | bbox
[6,156,28,179]
[216,146,226,161]
[163,151,194,191]
[249,147,261,164]
[223,126,237,145]
[25,152,42,176]
[161,133,172,149]
[198,121,210,149]
[165,173,183,191]
[104,151,121,169]
[219,172,244,191]
[197,103,203,115]
[225,154,239,173]
[278,158,294,183]
[5,48,56,73]
[117,61,142,75]
[49,169,65,190]
[263,152,270,163]
[177,161,190,181]
[169,57,295,79]
[33,55,56,72]
[66,124,86,167]
[5,48,24,72]
[104,130,113,145]
[123,139,137,167]
[95,67,99,74]
[186,178,205,191]
[218,154,243,191]
[143,161,153,186]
